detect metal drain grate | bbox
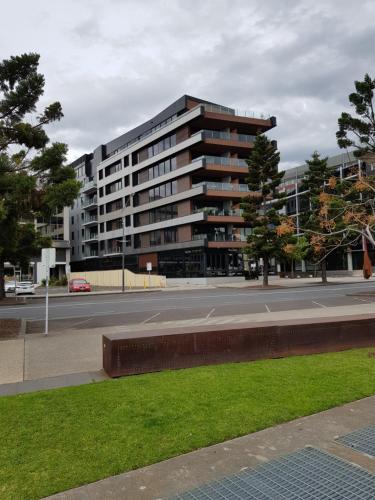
[173,447,375,499]
[337,426,375,458]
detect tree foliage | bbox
[336,73,375,157]
[242,135,287,286]
[0,53,80,297]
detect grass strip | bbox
[1,347,374,499]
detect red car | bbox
[69,278,92,292]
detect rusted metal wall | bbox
[103,315,375,377]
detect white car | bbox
[5,281,16,293]
[15,281,36,295]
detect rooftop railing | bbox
[202,103,270,120]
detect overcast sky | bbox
[1,0,374,169]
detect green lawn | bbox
[1,348,375,500]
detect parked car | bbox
[15,281,35,295]
[5,281,16,293]
[69,278,92,293]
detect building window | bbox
[99,187,103,197]
[150,230,161,246]
[81,213,84,221]
[100,223,105,233]
[124,155,129,167]
[106,218,123,232]
[148,203,178,224]
[149,180,177,202]
[99,205,104,215]
[99,170,103,180]
[105,161,122,177]
[71,247,75,255]
[105,179,122,195]
[71,232,74,240]
[124,175,130,187]
[106,198,123,213]
[81,229,84,237]
[82,245,85,253]
[164,228,177,243]
[71,216,74,224]
[146,134,177,160]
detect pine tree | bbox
[0,54,80,298]
[300,152,345,283]
[336,73,375,157]
[241,135,286,286]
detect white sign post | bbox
[146,262,152,288]
[42,248,56,336]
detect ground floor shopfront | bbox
[70,245,375,279]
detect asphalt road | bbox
[1,281,375,333]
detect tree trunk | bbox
[291,258,295,278]
[263,256,269,287]
[0,260,5,299]
[321,258,328,283]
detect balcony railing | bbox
[193,207,244,217]
[193,155,248,168]
[85,249,99,258]
[202,130,256,143]
[82,196,98,208]
[83,214,98,224]
[83,233,98,243]
[202,103,270,120]
[192,233,247,242]
[192,181,250,193]
[81,177,97,193]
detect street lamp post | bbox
[121,215,125,293]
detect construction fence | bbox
[69,269,166,289]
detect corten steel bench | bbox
[102,315,375,377]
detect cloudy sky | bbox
[1,0,374,169]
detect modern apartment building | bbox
[70,95,276,277]
[33,207,71,282]
[280,151,375,272]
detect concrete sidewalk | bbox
[47,395,375,499]
[1,301,375,393]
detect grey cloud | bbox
[1,0,374,168]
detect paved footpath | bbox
[47,395,375,499]
[1,300,375,393]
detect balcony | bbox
[202,103,270,120]
[193,155,248,168]
[81,177,97,194]
[193,207,243,217]
[82,232,98,243]
[82,214,98,227]
[84,249,99,258]
[192,233,248,246]
[192,181,249,193]
[202,130,256,143]
[82,196,98,209]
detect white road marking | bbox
[141,312,160,324]
[206,308,215,318]
[265,304,271,313]
[312,300,328,308]
[353,296,370,303]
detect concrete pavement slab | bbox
[0,338,24,384]
[0,370,108,396]
[46,395,375,499]
[24,330,103,380]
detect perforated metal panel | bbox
[173,447,375,499]
[337,426,375,458]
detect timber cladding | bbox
[103,315,375,377]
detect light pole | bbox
[121,215,125,293]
